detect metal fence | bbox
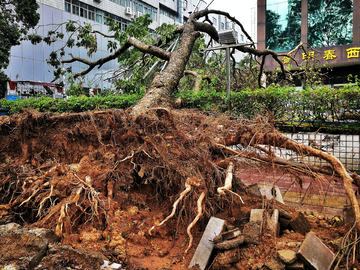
[282,133,360,172]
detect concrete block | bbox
[247,183,285,204]
[297,232,335,270]
[250,209,280,237]
[188,217,225,270]
[289,212,311,235]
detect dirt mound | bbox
[0,108,358,269]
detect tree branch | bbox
[62,37,171,78]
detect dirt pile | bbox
[0,109,358,269]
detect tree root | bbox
[148,176,201,236]
[217,162,244,204]
[185,191,205,254]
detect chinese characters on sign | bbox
[282,47,360,64]
[323,50,337,60]
[282,55,292,64]
[302,51,315,61]
[346,47,360,58]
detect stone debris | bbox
[214,235,244,250]
[289,212,311,235]
[286,261,305,270]
[277,250,297,264]
[247,183,285,204]
[188,217,225,270]
[250,209,280,237]
[297,232,335,270]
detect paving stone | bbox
[189,217,225,270]
[243,221,261,245]
[297,232,335,270]
[289,212,311,235]
[250,209,280,237]
[278,250,297,264]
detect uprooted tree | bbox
[1,8,360,255]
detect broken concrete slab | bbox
[247,183,285,204]
[189,217,225,270]
[277,250,297,264]
[289,212,311,235]
[297,232,335,270]
[250,209,280,237]
[243,221,261,245]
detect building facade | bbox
[4,0,248,96]
[257,0,360,86]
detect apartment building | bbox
[4,0,247,95]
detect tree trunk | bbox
[130,19,200,115]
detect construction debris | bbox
[246,183,285,204]
[289,212,312,235]
[297,232,335,270]
[189,217,225,270]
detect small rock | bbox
[278,250,297,264]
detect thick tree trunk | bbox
[130,19,200,115]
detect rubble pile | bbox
[190,206,342,270]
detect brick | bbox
[289,212,311,235]
[188,217,225,270]
[297,232,335,270]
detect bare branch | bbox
[62,37,171,78]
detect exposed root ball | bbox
[0,108,358,236]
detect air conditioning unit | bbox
[125,7,132,15]
[136,11,142,17]
[94,0,101,3]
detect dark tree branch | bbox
[62,37,171,78]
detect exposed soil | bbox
[0,109,358,269]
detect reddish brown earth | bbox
[0,110,358,269]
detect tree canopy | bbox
[0,0,40,70]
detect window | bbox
[96,10,102,23]
[72,5,79,15]
[65,2,71,12]
[221,22,224,30]
[308,0,353,48]
[212,17,217,26]
[266,0,301,52]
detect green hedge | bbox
[1,85,359,133]
[0,94,143,114]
